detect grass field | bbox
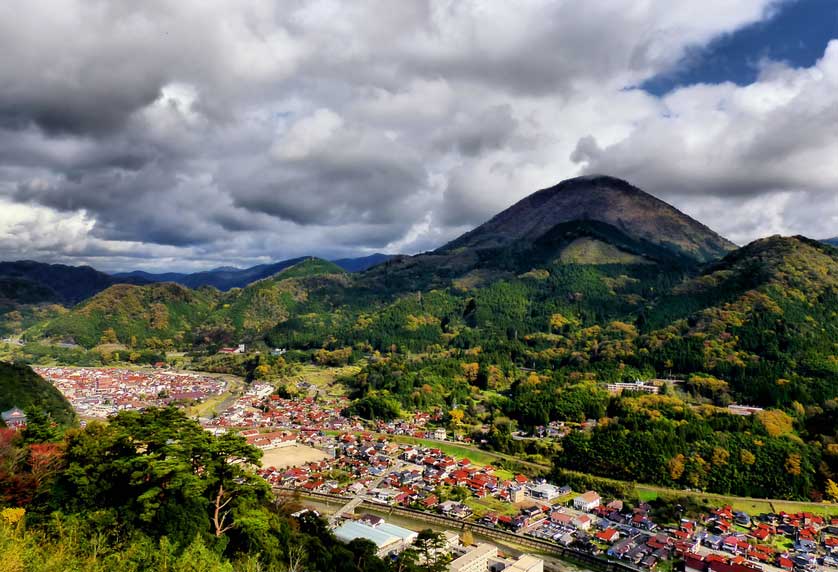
[291,364,360,397]
[389,436,509,467]
[493,469,516,481]
[633,484,838,517]
[465,496,520,517]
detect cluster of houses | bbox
[698,505,838,570]
[529,495,838,572]
[202,385,362,433]
[258,433,397,493]
[253,426,838,572]
[240,428,298,450]
[530,497,707,569]
[36,366,227,418]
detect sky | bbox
[1,0,837,273]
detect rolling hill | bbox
[0,361,75,427]
[30,258,351,349]
[641,235,838,404]
[32,282,222,349]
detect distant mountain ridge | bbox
[114,253,395,291]
[0,260,149,305]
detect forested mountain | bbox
[640,235,838,404]
[331,253,395,272]
[0,261,152,337]
[12,181,838,414]
[23,179,838,410]
[0,260,149,305]
[114,258,309,291]
[442,175,736,262]
[0,362,75,427]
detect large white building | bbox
[573,491,601,512]
[334,520,418,557]
[496,555,544,572]
[451,543,498,572]
[526,482,561,501]
[606,381,659,395]
[452,543,544,572]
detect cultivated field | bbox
[260,444,330,469]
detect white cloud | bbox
[3,0,832,271]
[574,40,838,240]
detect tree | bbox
[460,363,479,382]
[668,454,685,481]
[211,484,234,537]
[21,407,59,444]
[449,409,465,426]
[461,530,474,547]
[826,479,838,502]
[412,529,450,572]
[785,453,802,476]
[549,313,577,332]
[100,327,119,344]
[756,409,794,437]
[173,535,233,572]
[28,443,63,488]
[51,407,265,547]
[711,447,730,467]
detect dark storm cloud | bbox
[433,105,518,157]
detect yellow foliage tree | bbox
[0,507,25,527]
[668,454,686,480]
[253,364,271,379]
[740,449,756,465]
[711,447,730,467]
[449,409,465,426]
[784,453,802,476]
[100,327,118,345]
[460,362,479,382]
[826,479,838,502]
[756,409,794,437]
[549,313,578,332]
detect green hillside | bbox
[27,258,351,350]
[31,282,221,349]
[212,258,349,335]
[641,236,838,404]
[0,361,75,427]
[271,257,345,280]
